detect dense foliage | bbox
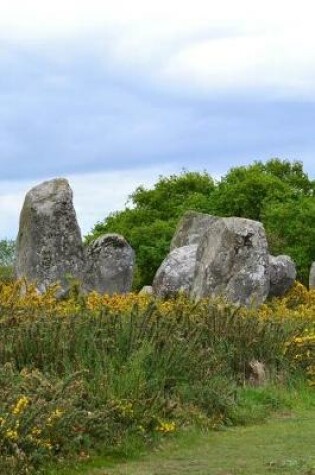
[86,171,216,288]
[1,160,314,473]
[87,159,315,288]
[0,281,314,473]
[0,239,15,282]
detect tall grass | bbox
[0,281,313,473]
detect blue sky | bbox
[1,0,315,238]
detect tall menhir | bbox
[14,178,84,293]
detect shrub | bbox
[0,281,313,473]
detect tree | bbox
[210,159,314,221]
[263,196,315,283]
[86,171,216,288]
[87,159,315,288]
[209,159,315,284]
[0,239,15,282]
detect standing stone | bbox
[139,286,153,296]
[269,255,296,297]
[153,245,198,298]
[310,262,315,290]
[170,211,220,250]
[247,360,266,386]
[192,217,270,307]
[84,234,135,294]
[15,178,84,292]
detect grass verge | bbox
[45,383,315,475]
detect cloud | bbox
[1,40,315,185]
[69,166,178,236]
[1,1,315,96]
[0,164,181,239]
[0,0,315,239]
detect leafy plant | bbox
[0,282,313,473]
[0,239,15,283]
[86,159,315,287]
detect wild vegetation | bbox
[87,159,315,288]
[0,158,314,473]
[0,280,313,474]
[0,239,15,283]
[87,406,315,475]
[2,159,314,289]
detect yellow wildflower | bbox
[47,408,64,425]
[12,395,30,415]
[156,421,176,433]
[31,427,42,437]
[6,429,18,441]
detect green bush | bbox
[0,239,15,283]
[0,285,313,473]
[86,160,315,287]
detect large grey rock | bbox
[310,262,315,290]
[84,234,135,294]
[170,211,220,250]
[153,245,198,298]
[268,255,296,297]
[15,178,84,292]
[192,217,270,307]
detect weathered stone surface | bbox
[310,262,315,290]
[247,360,266,386]
[269,255,296,297]
[139,285,153,296]
[15,178,84,292]
[192,217,270,307]
[153,245,198,298]
[84,234,135,294]
[170,211,219,250]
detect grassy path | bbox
[85,409,315,475]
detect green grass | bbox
[69,409,315,475]
[46,386,315,475]
[0,286,313,474]
[45,409,315,475]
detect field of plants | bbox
[0,280,314,474]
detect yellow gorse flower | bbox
[31,427,42,437]
[156,421,176,433]
[0,279,314,386]
[11,395,30,415]
[5,429,18,441]
[46,408,64,425]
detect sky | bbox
[1,0,315,238]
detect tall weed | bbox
[0,281,313,473]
